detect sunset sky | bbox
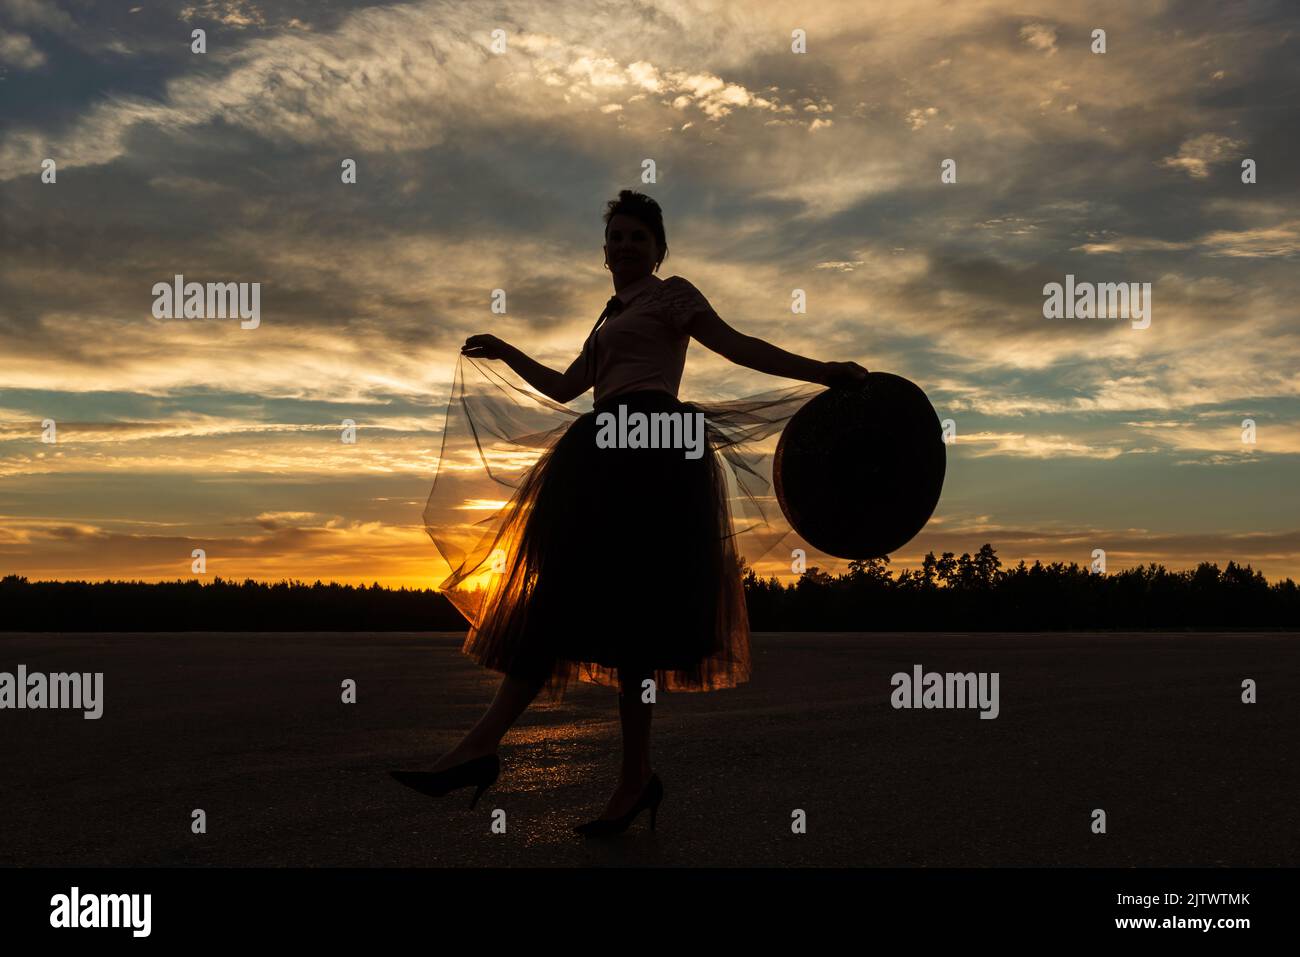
[1,0,1297,588]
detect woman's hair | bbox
[603,189,668,270]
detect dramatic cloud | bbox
[0,29,45,68]
[1160,133,1246,179]
[1,0,1297,583]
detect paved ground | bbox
[1,631,1296,866]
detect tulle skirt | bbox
[424,356,827,700]
[464,388,749,695]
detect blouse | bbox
[577,274,718,403]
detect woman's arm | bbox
[688,310,867,386]
[461,334,591,403]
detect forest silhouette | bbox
[2,544,1295,631]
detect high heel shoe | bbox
[573,773,663,837]
[390,753,500,809]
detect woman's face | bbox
[604,213,661,284]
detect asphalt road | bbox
[1,631,1295,866]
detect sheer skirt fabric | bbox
[424,356,824,700]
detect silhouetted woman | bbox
[398,189,867,836]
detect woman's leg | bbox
[618,667,654,783]
[430,672,546,772]
[594,667,655,818]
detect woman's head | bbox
[603,189,667,282]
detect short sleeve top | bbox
[580,274,718,403]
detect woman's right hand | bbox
[819,360,869,388]
[461,334,509,360]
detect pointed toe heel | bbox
[574,773,664,838]
[392,753,500,808]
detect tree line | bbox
[1,544,1295,631]
[742,544,1298,630]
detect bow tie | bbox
[585,295,625,387]
[598,295,625,325]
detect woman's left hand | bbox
[820,360,870,388]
